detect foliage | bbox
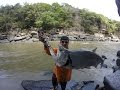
[0,3,120,35]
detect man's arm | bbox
[44,43,51,55]
[38,30,57,58]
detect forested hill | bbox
[0,2,120,35]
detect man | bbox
[38,33,72,90]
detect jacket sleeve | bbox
[44,45,57,55]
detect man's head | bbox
[60,36,69,48]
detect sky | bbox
[0,0,120,21]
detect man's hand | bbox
[38,30,51,48]
[38,30,46,43]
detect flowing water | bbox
[0,41,120,90]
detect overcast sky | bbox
[0,0,120,21]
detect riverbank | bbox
[0,30,120,43]
[0,37,120,44]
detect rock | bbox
[103,70,120,90]
[21,80,79,90]
[117,50,120,57]
[66,80,79,90]
[116,58,120,66]
[14,36,26,41]
[80,81,99,90]
[102,64,108,68]
[112,66,120,73]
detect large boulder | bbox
[21,80,79,90]
[103,70,120,90]
[117,50,120,57]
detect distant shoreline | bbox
[0,38,120,44]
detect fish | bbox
[49,45,104,69]
[67,50,104,69]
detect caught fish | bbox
[50,45,104,69]
[67,50,104,69]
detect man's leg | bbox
[52,73,58,90]
[60,82,67,90]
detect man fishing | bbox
[38,31,71,90]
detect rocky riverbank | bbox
[0,30,120,43]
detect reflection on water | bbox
[0,41,120,90]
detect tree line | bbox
[0,2,120,35]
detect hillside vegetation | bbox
[0,3,120,36]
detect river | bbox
[0,41,120,90]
